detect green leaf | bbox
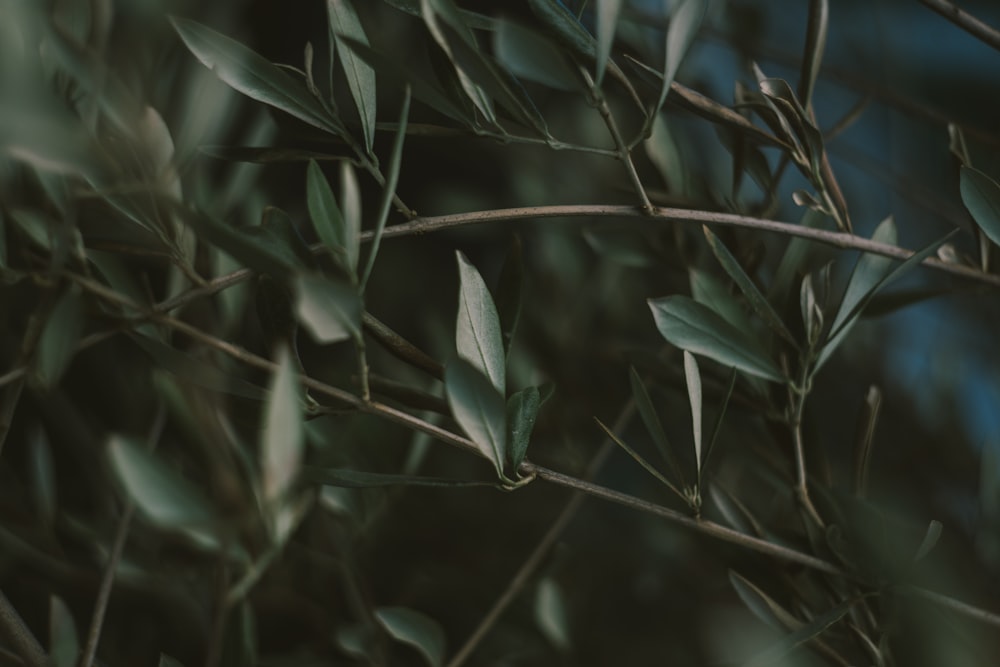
[185,209,305,280]
[628,366,685,487]
[107,435,217,529]
[305,467,493,488]
[914,520,943,562]
[261,346,304,505]
[745,598,853,667]
[171,18,343,136]
[495,236,525,356]
[421,0,496,125]
[702,368,736,476]
[506,386,540,473]
[690,268,755,336]
[361,87,411,292]
[49,596,79,667]
[829,216,897,335]
[583,229,656,268]
[374,607,446,667]
[159,655,185,667]
[818,228,955,369]
[295,272,362,344]
[798,0,828,110]
[328,0,377,152]
[493,20,580,92]
[334,35,470,124]
[128,333,267,400]
[649,296,784,382]
[306,160,355,274]
[445,359,507,478]
[960,165,1000,248]
[28,427,56,528]
[683,351,703,475]
[33,285,84,390]
[703,226,796,346]
[729,571,801,631]
[535,577,571,651]
[455,251,505,394]
[595,417,683,499]
[595,0,624,86]
[653,0,706,118]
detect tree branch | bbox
[918,0,1000,53]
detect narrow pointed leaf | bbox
[108,436,217,528]
[421,0,496,125]
[494,20,580,92]
[128,334,267,400]
[33,285,84,389]
[829,216,897,335]
[628,367,685,486]
[506,386,540,472]
[818,229,956,368]
[683,351,703,474]
[334,35,469,124]
[703,368,736,475]
[649,296,784,382]
[305,467,493,488]
[729,571,801,631]
[295,272,362,344]
[495,236,524,355]
[703,226,796,346]
[328,0,376,152]
[914,520,943,562]
[595,417,683,498]
[262,346,304,504]
[653,0,706,117]
[49,596,79,667]
[535,578,571,651]
[306,160,354,273]
[960,165,1000,248]
[171,18,343,136]
[798,0,828,110]
[375,607,446,667]
[745,598,854,667]
[690,268,755,336]
[595,0,624,86]
[455,251,505,394]
[445,359,506,477]
[361,87,410,291]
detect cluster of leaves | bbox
[3,0,1000,666]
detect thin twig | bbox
[917,0,1000,53]
[63,272,1000,630]
[362,312,444,380]
[78,404,168,667]
[0,590,47,667]
[446,404,634,667]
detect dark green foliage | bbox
[3,1,1000,666]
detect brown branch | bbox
[918,0,1000,53]
[0,590,46,667]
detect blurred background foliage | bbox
[2,0,1000,665]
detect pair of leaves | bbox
[446,252,540,482]
[816,218,955,369]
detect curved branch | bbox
[918,0,1000,53]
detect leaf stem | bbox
[579,66,653,213]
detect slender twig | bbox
[79,404,167,667]
[62,272,1000,630]
[447,404,634,667]
[138,204,1000,327]
[789,370,824,528]
[0,590,47,667]
[362,312,444,380]
[917,0,1000,53]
